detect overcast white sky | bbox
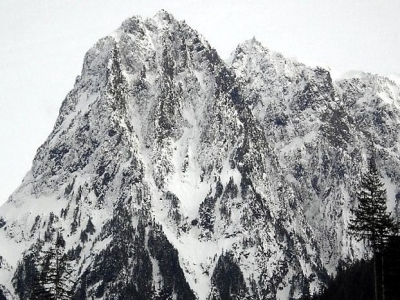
[1,0,400,205]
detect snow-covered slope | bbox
[230,38,400,272]
[0,10,399,299]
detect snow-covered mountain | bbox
[1,10,399,299]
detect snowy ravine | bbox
[1,10,400,299]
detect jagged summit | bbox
[153,9,177,23]
[0,10,400,300]
[236,36,267,52]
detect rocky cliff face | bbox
[0,10,399,299]
[230,39,400,272]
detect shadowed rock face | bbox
[1,10,400,300]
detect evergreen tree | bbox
[349,158,397,250]
[30,233,73,300]
[348,157,398,300]
[383,236,400,300]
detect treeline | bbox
[310,154,400,300]
[310,236,400,300]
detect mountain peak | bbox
[246,36,263,47]
[235,37,265,54]
[1,9,400,300]
[153,9,178,26]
